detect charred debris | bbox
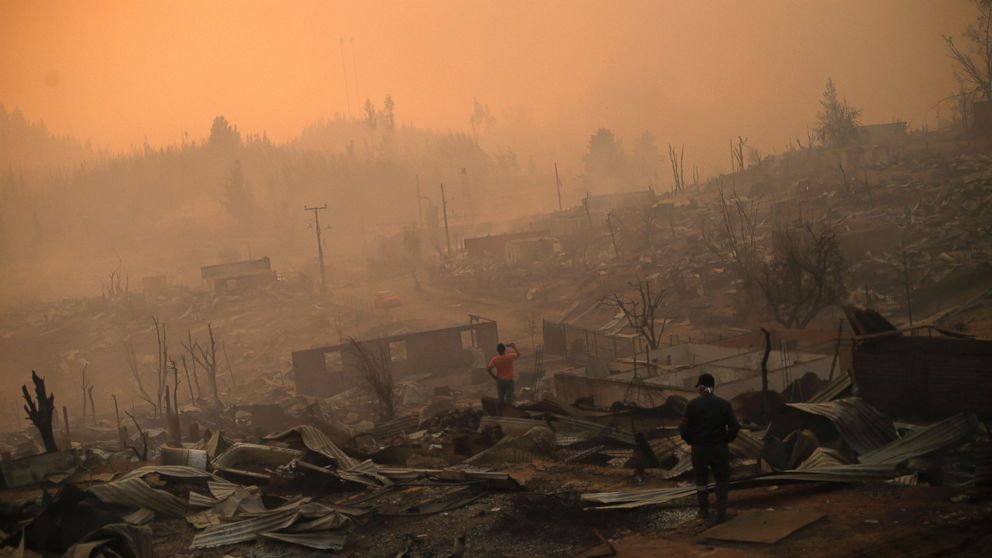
[2,134,992,557]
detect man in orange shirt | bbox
[487,342,520,404]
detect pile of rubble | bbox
[2,359,988,556]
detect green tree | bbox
[382,95,396,130]
[582,128,627,193]
[469,98,495,136]
[814,78,862,148]
[209,115,241,150]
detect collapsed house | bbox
[463,230,552,263]
[293,317,499,397]
[846,306,992,421]
[200,257,278,293]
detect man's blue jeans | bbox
[497,379,515,404]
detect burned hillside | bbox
[2,2,992,557]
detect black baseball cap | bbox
[696,373,715,388]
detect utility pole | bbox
[415,174,424,230]
[554,162,563,212]
[305,204,328,294]
[440,183,451,256]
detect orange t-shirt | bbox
[488,353,518,380]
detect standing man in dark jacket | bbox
[679,373,740,522]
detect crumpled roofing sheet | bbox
[582,462,900,509]
[786,397,897,455]
[858,413,973,465]
[265,424,359,469]
[87,477,187,518]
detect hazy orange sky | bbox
[0,0,976,174]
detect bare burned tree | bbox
[183,323,224,410]
[100,255,129,300]
[123,338,157,413]
[731,136,748,173]
[757,221,847,329]
[602,276,668,350]
[944,0,992,102]
[346,337,395,421]
[125,411,148,461]
[702,188,762,292]
[668,144,686,193]
[152,317,169,417]
[22,371,58,453]
[164,359,182,446]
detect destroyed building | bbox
[293,318,499,397]
[199,256,278,293]
[3,5,992,555]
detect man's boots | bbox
[716,485,728,522]
[696,490,710,520]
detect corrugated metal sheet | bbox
[885,473,919,486]
[797,448,853,470]
[858,413,973,465]
[188,491,219,508]
[87,477,187,517]
[119,465,217,481]
[582,463,900,509]
[761,464,898,483]
[786,397,897,455]
[662,453,694,479]
[479,416,548,433]
[729,429,764,459]
[807,373,852,403]
[212,443,302,480]
[554,431,599,447]
[208,480,240,500]
[562,445,606,464]
[360,414,420,441]
[265,425,359,469]
[552,415,636,445]
[191,507,301,548]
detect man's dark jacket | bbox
[679,393,741,445]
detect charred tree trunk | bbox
[22,371,58,453]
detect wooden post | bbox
[760,328,772,423]
[440,183,451,256]
[113,394,126,451]
[606,212,620,258]
[901,242,914,328]
[304,204,329,294]
[62,405,71,450]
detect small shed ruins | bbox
[293,318,500,397]
[463,230,551,262]
[200,257,277,293]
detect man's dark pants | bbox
[691,443,730,517]
[497,379,515,404]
